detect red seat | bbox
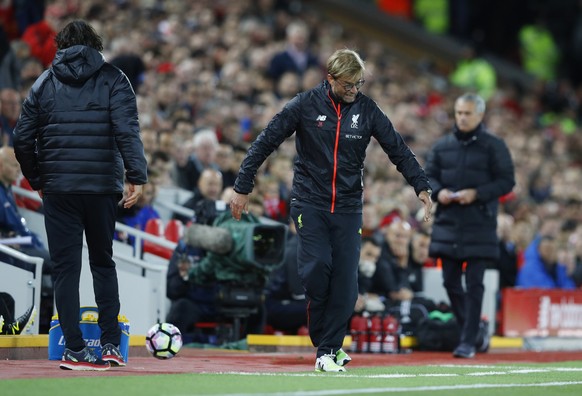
[164,219,184,243]
[14,177,42,211]
[144,218,164,236]
[143,219,173,259]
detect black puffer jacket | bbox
[425,124,515,260]
[234,81,430,213]
[14,45,147,193]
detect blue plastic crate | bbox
[48,306,130,361]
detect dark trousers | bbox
[43,194,120,351]
[290,203,361,358]
[441,257,489,346]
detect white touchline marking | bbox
[432,364,582,372]
[205,365,579,379]
[416,374,458,377]
[184,381,582,396]
[355,374,415,378]
[466,371,509,376]
[206,372,454,378]
[509,369,550,373]
[431,364,500,369]
[361,374,457,378]
[430,364,523,369]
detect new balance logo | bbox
[316,115,327,121]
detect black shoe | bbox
[101,343,126,367]
[60,347,111,371]
[453,343,476,359]
[477,320,490,353]
[0,305,36,335]
[477,332,490,353]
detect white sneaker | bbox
[335,348,352,366]
[315,354,346,372]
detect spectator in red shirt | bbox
[20,4,65,68]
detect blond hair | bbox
[327,49,365,81]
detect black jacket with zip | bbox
[14,45,147,194]
[234,81,430,213]
[425,123,515,260]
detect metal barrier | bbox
[0,244,43,335]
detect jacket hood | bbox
[52,45,104,84]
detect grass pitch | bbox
[3,360,582,396]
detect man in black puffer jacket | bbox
[13,20,147,371]
[425,93,515,359]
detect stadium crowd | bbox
[2,0,582,337]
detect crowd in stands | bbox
[376,0,582,86]
[2,0,582,337]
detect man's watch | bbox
[424,189,433,197]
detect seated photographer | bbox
[166,239,267,343]
[264,220,307,334]
[369,219,436,331]
[354,237,383,314]
[370,219,415,305]
[407,229,434,296]
[166,207,267,343]
[165,240,219,341]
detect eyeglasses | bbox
[333,76,365,91]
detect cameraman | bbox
[166,205,266,342]
[165,240,219,341]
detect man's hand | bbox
[391,288,414,301]
[438,188,477,206]
[354,294,366,312]
[454,188,477,205]
[122,183,143,208]
[437,188,456,205]
[229,190,249,220]
[178,257,193,281]
[418,190,433,222]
